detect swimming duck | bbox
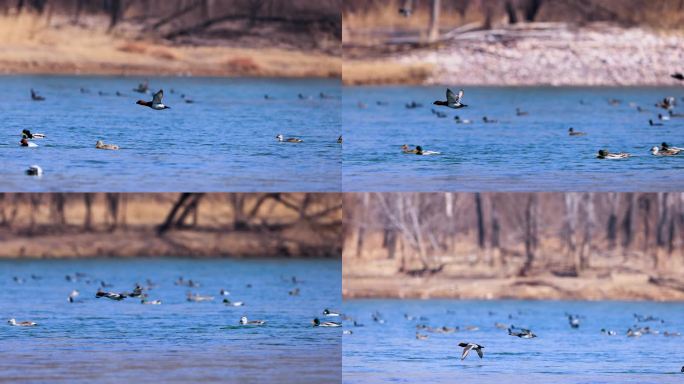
[516,108,528,116]
[508,328,536,338]
[376,101,389,106]
[187,293,214,302]
[416,333,428,340]
[454,116,471,124]
[482,116,498,123]
[337,135,343,144]
[568,128,586,136]
[672,73,684,81]
[651,146,681,156]
[67,290,79,303]
[133,80,149,94]
[402,144,418,154]
[26,165,43,176]
[434,88,467,109]
[494,322,508,330]
[458,342,484,360]
[240,316,265,325]
[136,90,170,110]
[276,134,303,143]
[219,289,230,296]
[343,330,353,335]
[22,129,45,139]
[30,89,45,101]
[358,102,368,109]
[405,101,422,109]
[431,108,448,118]
[312,318,341,327]
[20,138,38,147]
[323,309,340,317]
[608,98,621,106]
[95,140,119,150]
[8,318,37,327]
[288,288,300,296]
[141,299,162,305]
[95,290,125,301]
[568,314,581,328]
[626,328,643,337]
[223,299,244,306]
[319,92,335,99]
[601,328,617,336]
[658,113,670,121]
[298,93,312,100]
[669,110,684,118]
[664,331,681,337]
[415,146,440,156]
[655,97,676,110]
[649,119,664,126]
[596,149,630,159]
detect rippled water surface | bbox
[343,86,684,191]
[0,76,341,192]
[343,300,684,383]
[0,259,341,383]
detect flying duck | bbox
[671,73,684,81]
[30,89,45,101]
[568,128,586,136]
[597,149,630,159]
[323,309,340,317]
[458,342,484,360]
[136,90,170,110]
[95,140,119,150]
[240,316,265,325]
[8,318,37,326]
[276,134,303,143]
[508,328,537,338]
[312,318,341,327]
[434,89,467,109]
[22,129,45,139]
[568,314,581,328]
[223,299,244,306]
[95,290,125,301]
[26,165,43,176]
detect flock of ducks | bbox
[363,81,682,158]
[18,80,341,178]
[342,308,683,373]
[7,272,341,330]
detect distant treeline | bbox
[343,0,684,29]
[344,193,684,277]
[0,0,341,39]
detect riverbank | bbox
[343,23,684,86]
[0,14,340,78]
[343,273,684,301]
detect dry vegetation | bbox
[0,193,342,258]
[343,193,684,300]
[0,0,341,77]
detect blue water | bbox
[343,299,684,383]
[343,86,684,191]
[0,76,341,192]
[0,258,341,383]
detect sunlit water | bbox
[0,76,341,192]
[343,299,684,383]
[343,86,684,191]
[0,258,341,383]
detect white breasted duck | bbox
[136,90,170,110]
[276,134,303,143]
[219,289,230,296]
[26,165,43,176]
[596,149,630,159]
[651,143,682,156]
[601,328,617,336]
[8,318,37,327]
[30,89,45,101]
[508,328,537,338]
[312,318,341,327]
[240,316,265,325]
[20,138,38,147]
[658,113,671,121]
[67,289,79,303]
[323,309,340,317]
[434,88,467,109]
[223,299,244,306]
[454,116,471,124]
[141,299,162,305]
[458,342,484,360]
[22,129,45,139]
[96,140,119,150]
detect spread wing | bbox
[461,345,472,360]
[475,347,483,358]
[457,89,464,103]
[446,89,457,104]
[153,90,164,105]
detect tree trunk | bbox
[428,0,440,42]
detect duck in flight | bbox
[434,89,467,109]
[671,73,684,81]
[136,90,170,110]
[8,318,37,327]
[95,290,126,301]
[30,89,45,101]
[459,342,484,360]
[508,328,537,338]
[597,149,630,159]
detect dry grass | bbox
[342,60,433,85]
[0,14,340,78]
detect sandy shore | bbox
[0,14,340,78]
[344,23,684,86]
[343,274,684,301]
